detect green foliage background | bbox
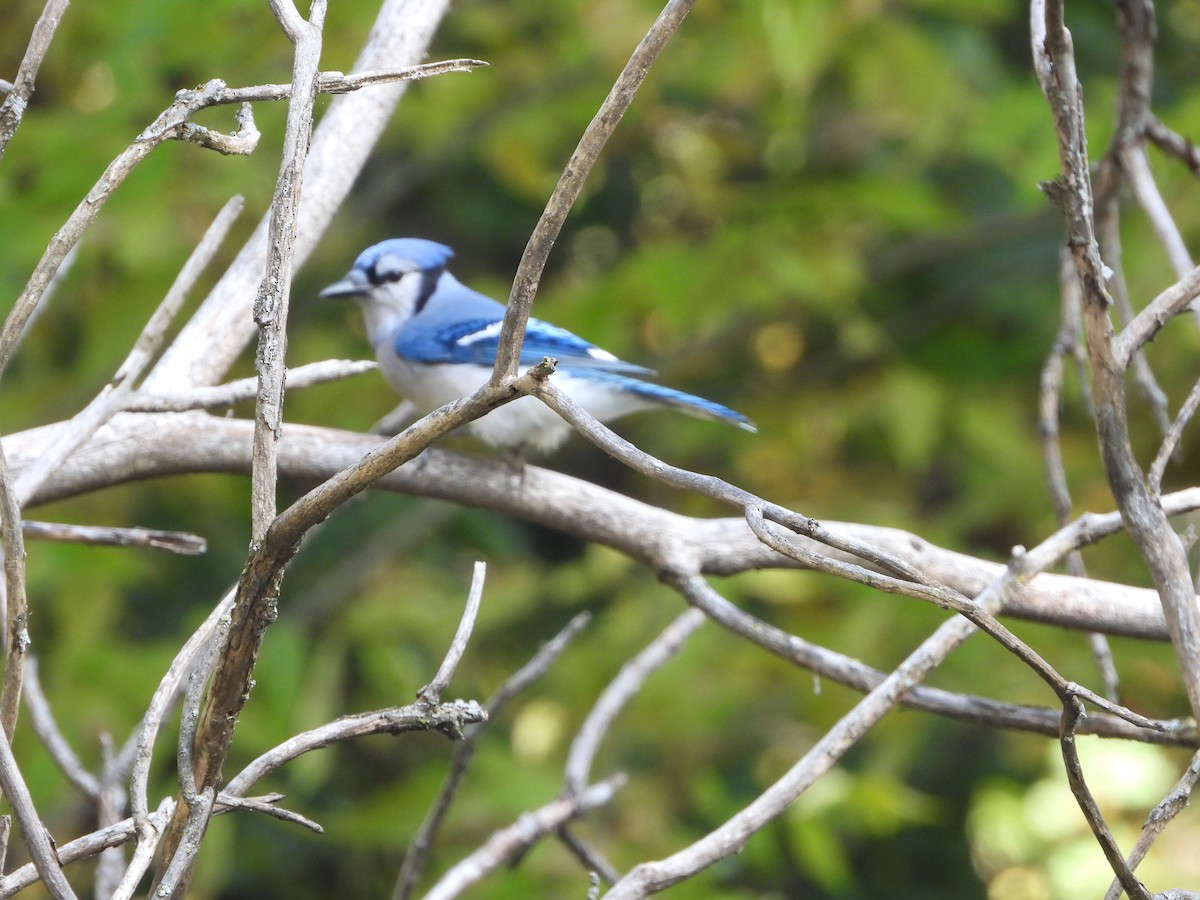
[3,1,1200,897]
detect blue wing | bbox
[395,314,655,375]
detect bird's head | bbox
[319,238,455,325]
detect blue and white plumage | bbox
[320,238,755,453]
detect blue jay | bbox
[320,238,755,453]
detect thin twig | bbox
[1146,116,1200,174]
[193,60,486,104]
[0,438,30,742]
[248,1,325,540]
[129,588,234,826]
[1035,0,1200,722]
[224,700,486,797]
[1038,253,1120,699]
[154,786,215,900]
[1104,750,1200,900]
[93,735,127,900]
[0,85,258,384]
[1060,696,1152,899]
[1121,144,1192,277]
[23,657,99,798]
[564,609,703,794]
[176,619,226,802]
[108,797,172,900]
[142,2,461,391]
[120,196,247,389]
[123,359,376,413]
[0,0,71,160]
[1150,372,1200,492]
[669,574,1188,745]
[423,775,627,900]
[392,613,592,900]
[11,195,244,507]
[557,826,621,886]
[1115,264,1200,366]
[216,794,322,833]
[419,561,486,704]
[0,723,76,898]
[0,791,314,896]
[493,0,697,380]
[529,378,936,586]
[606,607,978,896]
[20,521,206,555]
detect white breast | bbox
[376,353,651,453]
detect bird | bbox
[320,238,756,454]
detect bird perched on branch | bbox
[320,238,755,454]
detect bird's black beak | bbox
[318,270,369,299]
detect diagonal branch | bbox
[493,0,696,381]
[1034,0,1200,721]
[0,0,71,161]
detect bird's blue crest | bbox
[354,238,455,274]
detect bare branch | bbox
[224,700,486,797]
[0,83,260,383]
[108,797,172,900]
[609,489,1180,896]
[419,561,486,704]
[173,103,259,156]
[424,775,627,900]
[157,5,330,879]
[23,657,99,799]
[0,724,76,898]
[13,196,244,507]
[1035,0,1200,721]
[1105,750,1200,900]
[153,786,215,900]
[564,609,703,794]
[393,613,592,900]
[248,1,325,540]
[1115,265,1200,366]
[606,611,978,896]
[1,792,314,896]
[494,0,696,380]
[0,0,70,160]
[143,0,457,391]
[129,588,234,826]
[216,794,322,834]
[667,573,1190,746]
[123,359,376,413]
[1121,144,1192,277]
[530,379,937,586]
[1060,696,1152,899]
[0,438,29,741]
[1151,373,1200,492]
[558,827,621,887]
[21,521,206,555]
[317,60,486,93]
[7,413,1193,640]
[268,0,308,42]
[1146,117,1200,174]
[94,735,129,899]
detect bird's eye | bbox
[368,253,415,285]
[369,265,402,286]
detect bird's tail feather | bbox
[573,370,756,432]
